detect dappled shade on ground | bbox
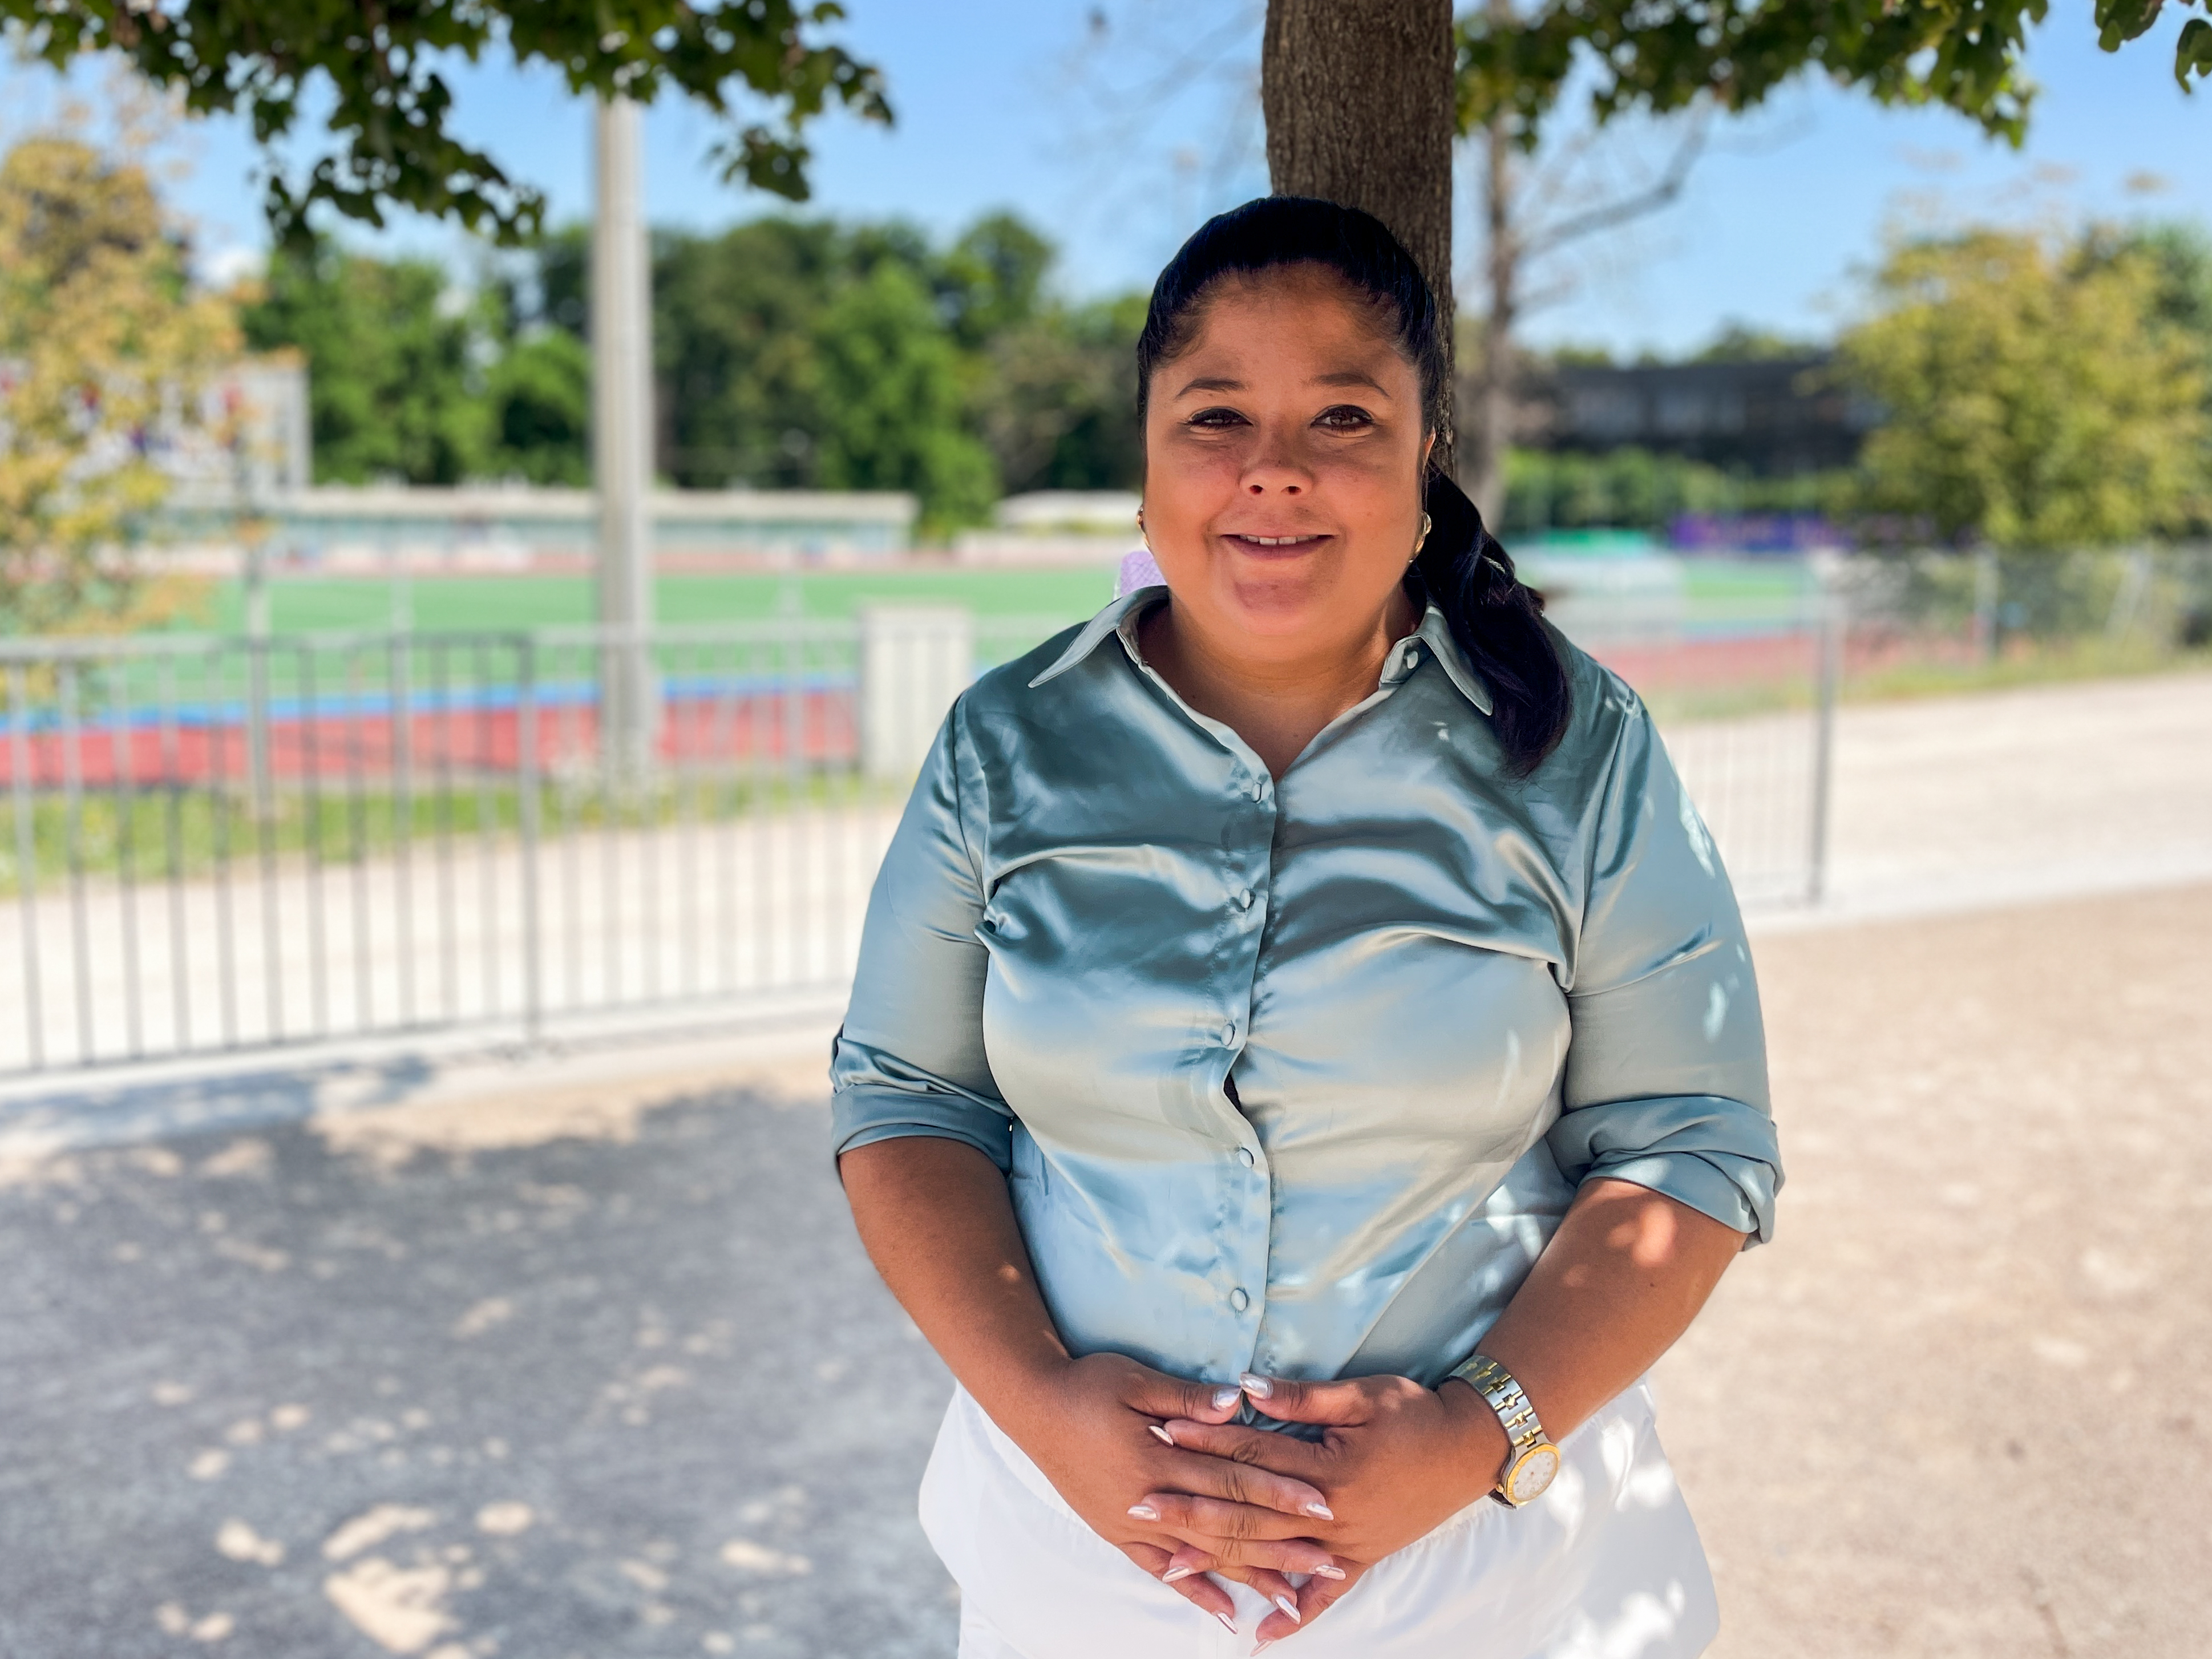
[2,881,2207,1656]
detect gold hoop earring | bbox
[1136,507,1151,551]
[1410,512,1432,561]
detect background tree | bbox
[481,327,593,488]
[1451,0,2212,525]
[1256,0,2210,517]
[807,254,1000,530]
[1839,228,2207,552]
[238,206,1144,528]
[238,238,492,485]
[560,212,1141,525]
[1458,65,1710,523]
[1,1,889,246]
[2101,221,2212,537]
[0,134,236,630]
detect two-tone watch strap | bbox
[1450,1353,1548,1457]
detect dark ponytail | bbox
[1416,470,1570,770]
[1136,195,1571,774]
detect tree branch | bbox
[1524,107,1709,258]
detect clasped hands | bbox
[1017,1352,1506,1649]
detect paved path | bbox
[1806,669,2212,924]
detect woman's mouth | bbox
[1224,532,1329,551]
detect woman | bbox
[831,197,1780,1658]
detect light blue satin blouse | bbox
[831,589,1781,1398]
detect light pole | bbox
[592,95,657,784]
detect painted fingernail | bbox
[1301,1500,1335,1520]
[1252,1643,1273,1656]
[1162,1565,1195,1584]
[1149,1423,1175,1445]
[1216,1611,1239,1633]
[1313,1563,1347,1580]
[1128,1503,1160,1521]
[1211,1385,1243,1412]
[1274,1593,1302,1622]
[1239,1372,1274,1399]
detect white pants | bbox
[920,1381,1718,1659]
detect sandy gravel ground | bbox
[1657,883,2212,1659]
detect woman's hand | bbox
[1147,1371,1507,1644]
[1008,1353,1352,1632]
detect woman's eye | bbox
[1315,404,1375,430]
[1186,406,1249,428]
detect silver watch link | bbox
[1447,1353,1562,1507]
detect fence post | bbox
[1806,584,1844,907]
[1970,547,2000,661]
[9,663,43,1072]
[516,634,543,1045]
[60,661,92,1064]
[390,632,416,1025]
[858,606,974,782]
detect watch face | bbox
[1506,1445,1560,1506]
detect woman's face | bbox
[1141,265,1431,656]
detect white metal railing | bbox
[0,602,1836,1079]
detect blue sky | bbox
[13,1,2209,356]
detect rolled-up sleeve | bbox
[829,706,1015,1171]
[1547,695,1784,1243]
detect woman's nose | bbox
[1242,432,1311,495]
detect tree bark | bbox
[1261,0,1456,459]
[1467,112,1517,526]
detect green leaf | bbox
[2177,16,2212,88]
[0,1,891,243]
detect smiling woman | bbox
[831,197,1781,1659]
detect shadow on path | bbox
[0,1079,956,1659]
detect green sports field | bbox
[185,566,1122,637]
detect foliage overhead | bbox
[1457,0,2211,148]
[0,135,237,630]
[0,1,891,247]
[1838,228,2209,550]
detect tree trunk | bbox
[1467,113,1516,527]
[1261,0,1456,460]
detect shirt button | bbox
[1237,1146,1255,1168]
[1220,1021,1237,1045]
[1229,1287,1251,1312]
[1235,888,1253,910]
[1251,780,1268,802]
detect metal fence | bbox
[0,600,1837,1080]
[1570,599,1843,911]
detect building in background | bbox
[1513,356,1878,477]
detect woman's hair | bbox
[1135,196,1572,772]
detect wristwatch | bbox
[1447,1354,1562,1507]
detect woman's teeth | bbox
[1240,535,1318,547]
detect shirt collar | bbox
[1028,586,1166,687]
[1029,585,1492,715]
